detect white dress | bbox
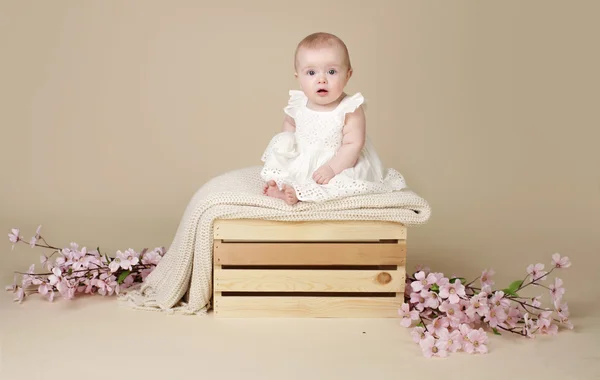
[260,90,407,202]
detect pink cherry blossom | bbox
[48,267,62,286]
[504,306,522,329]
[38,282,49,296]
[555,301,569,318]
[480,269,495,288]
[55,249,73,267]
[410,326,431,344]
[421,308,433,318]
[435,275,450,287]
[121,274,135,289]
[420,335,448,358]
[8,228,21,249]
[526,263,547,282]
[5,274,17,292]
[437,328,463,353]
[552,253,571,269]
[109,257,122,272]
[94,272,119,296]
[411,271,437,293]
[410,291,427,311]
[421,290,441,309]
[141,248,164,265]
[141,268,153,280]
[14,287,25,303]
[439,280,466,304]
[464,328,488,354]
[490,291,510,309]
[484,306,508,328]
[398,303,420,327]
[113,249,140,271]
[56,278,73,299]
[549,278,565,302]
[70,247,89,270]
[465,292,489,319]
[439,300,466,324]
[540,323,559,335]
[522,313,537,338]
[29,225,42,248]
[427,316,450,336]
[536,311,553,328]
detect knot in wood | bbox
[376,272,392,284]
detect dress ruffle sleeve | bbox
[339,92,366,115]
[283,90,307,119]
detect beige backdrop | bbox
[1,1,598,314]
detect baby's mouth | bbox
[317,89,329,95]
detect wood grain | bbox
[213,219,406,241]
[213,295,403,318]
[214,241,406,265]
[214,268,406,292]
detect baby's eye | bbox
[308,70,316,75]
[328,69,336,75]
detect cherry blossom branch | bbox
[399,253,573,358]
[6,225,166,303]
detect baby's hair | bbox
[294,32,352,71]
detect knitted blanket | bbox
[119,166,431,315]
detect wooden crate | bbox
[212,219,407,318]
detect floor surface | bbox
[1,281,599,380]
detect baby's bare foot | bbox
[266,183,287,201]
[282,185,299,205]
[263,180,277,195]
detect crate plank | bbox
[213,295,403,318]
[213,219,406,241]
[214,268,405,293]
[214,241,406,265]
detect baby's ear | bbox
[346,68,353,80]
[294,72,298,78]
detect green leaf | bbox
[450,277,466,284]
[492,328,501,335]
[502,288,518,297]
[430,284,440,293]
[117,270,131,284]
[417,321,425,328]
[508,280,523,293]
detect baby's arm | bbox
[327,106,366,174]
[312,106,366,184]
[282,114,296,132]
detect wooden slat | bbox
[213,263,222,311]
[213,295,403,318]
[213,219,406,241]
[214,268,405,293]
[214,241,406,265]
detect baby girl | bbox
[261,32,407,205]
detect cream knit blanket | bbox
[119,166,431,315]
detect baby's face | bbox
[295,45,352,108]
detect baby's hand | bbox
[313,164,335,184]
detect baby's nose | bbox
[318,75,327,83]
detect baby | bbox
[261,32,407,205]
